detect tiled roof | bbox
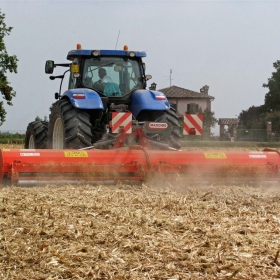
[159,85,214,99]
[218,118,238,125]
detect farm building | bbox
[158,84,215,116]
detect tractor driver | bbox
[93,67,121,96]
[96,68,113,91]
[99,68,112,83]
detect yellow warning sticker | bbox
[204,152,227,159]
[3,149,10,151]
[64,151,88,157]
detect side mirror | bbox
[145,74,152,81]
[45,60,54,74]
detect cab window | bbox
[82,57,143,96]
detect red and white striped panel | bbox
[112,112,132,133]
[183,114,203,135]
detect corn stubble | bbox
[0,144,280,279]
[0,182,280,280]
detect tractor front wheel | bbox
[24,121,48,149]
[48,99,92,149]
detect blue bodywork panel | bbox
[63,88,104,110]
[67,49,146,60]
[131,90,170,117]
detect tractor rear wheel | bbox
[140,108,181,149]
[48,99,92,149]
[24,121,48,149]
[152,108,181,149]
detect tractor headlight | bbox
[129,51,136,57]
[92,50,99,56]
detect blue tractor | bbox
[25,45,181,150]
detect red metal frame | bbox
[0,147,280,184]
[113,127,152,149]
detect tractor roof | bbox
[67,49,146,60]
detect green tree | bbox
[0,10,18,125]
[35,116,42,121]
[202,108,218,138]
[35,116,48,122]
[263,60,280,112]
[238,105,266,129]
[261,60,280,134]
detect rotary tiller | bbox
[1,147,280,185]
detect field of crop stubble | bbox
[1,144,280,279]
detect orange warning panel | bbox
[112,112,132,133]
[183,114,203,135]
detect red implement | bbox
[0,147,279,184]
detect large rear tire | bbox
[48,99,92,149]
[24,121,48,149]
[140,108,181,149]
[152,108,181,149]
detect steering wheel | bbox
[92,80,104,92]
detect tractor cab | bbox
[68,45,151,98]
[45,45,152,100]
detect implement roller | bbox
[1,147,280,185]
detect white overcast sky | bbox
[0,0,279,135]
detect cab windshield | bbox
[82,57,143,96]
